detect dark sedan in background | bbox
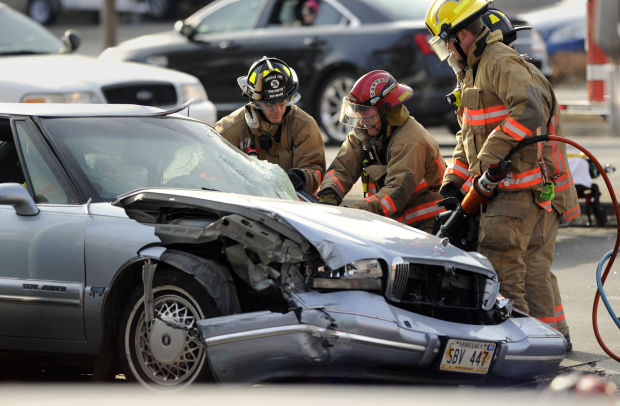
[101,0,551,144]
[100,0,458,143]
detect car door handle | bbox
[219,41,241,50]
[303,37,326,47]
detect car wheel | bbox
[119,269,218,387]
[28,0,59,25]
[315,71,356,145]
[148,0,175,19]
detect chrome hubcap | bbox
[132,292,205,385]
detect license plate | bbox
[439,339,496,374]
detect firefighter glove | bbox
[287,169,306,191]
[486,160,511,183]
[317,189,341,206]
[439,182,464,202]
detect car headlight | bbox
[179,82,208,103]
[312,259,383,290]
[22,92,102,103]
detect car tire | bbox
[119,269,219,387]
[315,71,357,145]
[27,0,59,25]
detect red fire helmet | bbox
[347,70,413,111]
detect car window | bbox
[275,0,299,26]
[314,2,347,26]
[0,7,66,55]
[195,0,265,34]
[42,116,297,202]
[14,120,78,204]
[369,0,434,21]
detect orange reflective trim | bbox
[380,195,397,217]
[332,178,345,195]
[435,158,446,174]
[537,316,558,323]
[446,159,469,181]
[549,140,569,178]
[460,177,473,194]
[463,105,508,126]
[548,114,558,135]
[401,200,446,224]
[499,167,543,190]
[312,170,322,193]
[555,140,567,175]
[324,170,346,195]
[563,204,582,221]
[554,173,574,192]
[503,117,533,141]
[413,179,429,193]
[538,200,552,212]
[363,195,380,203]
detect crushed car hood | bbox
[115,188,494,274]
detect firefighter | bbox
[216,56,325,195]
[316,70,446,233]
[425,0,581,349]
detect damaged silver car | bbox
[0,104,566,387]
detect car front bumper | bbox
[197,291,566,383]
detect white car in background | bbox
[0,2,216,124]
[3,0,160,24]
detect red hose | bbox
[548,135,620,361]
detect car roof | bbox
[0,102,171,118]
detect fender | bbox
[137,246,241,318]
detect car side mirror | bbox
[174,20,196,39]
[0,183,39,216]
[61,29,81,53]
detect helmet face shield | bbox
[339,98,380,129]
[428,35,451,61]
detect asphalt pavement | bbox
[18,12,620,397]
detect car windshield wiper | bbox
[0,50,50,56]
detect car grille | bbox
[102,83,177,106]
[385,262,488,323]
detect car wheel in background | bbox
[148,0,176,19]
[27,0,59,25]
[315,71,357,145]
[119,270,218,387]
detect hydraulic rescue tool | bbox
[435,159,511,251]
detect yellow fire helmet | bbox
[425,0,493,60]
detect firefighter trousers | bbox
[477,189,569,335]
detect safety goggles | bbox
[339,98,380,129]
